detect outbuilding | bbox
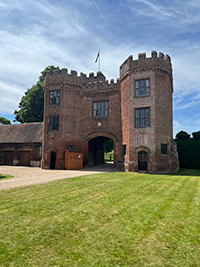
[0,122,43,167]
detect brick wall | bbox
[42,70,123,169]
[42,51,179,173]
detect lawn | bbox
[0,169,200,266]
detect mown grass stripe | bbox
[0,170,200,266]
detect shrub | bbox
[176,131,190,140]
[192,131,200,140]
[175,139,200,169]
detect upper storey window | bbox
[49,115,59,131]
[50,90,60,105]
[135,79,150,97]
[93,101,108,118]
[135,108,150,128]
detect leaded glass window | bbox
[135,79,150,97]
[48,115,59,131]
[93,101,108,117]
[135,108,150,128]
[50,90,60,105]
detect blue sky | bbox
[0,0,200,136]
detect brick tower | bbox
[120,51,179,172]
[41,51,179,173]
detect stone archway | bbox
[82,132,118,167]
[135,146,151,172]
[88,136,110,165]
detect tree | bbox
[176,131,190,140]
[104,139,114,152]
[192,131,200,140]
[0,116,11,124]
[14,65,59,123]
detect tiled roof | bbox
[0,122,43,143]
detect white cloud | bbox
[0,0,199,137]
[126,0,200,30]
[0,81,23,114]
[173,114,200,136]
[174,100,200,111]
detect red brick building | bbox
[41,51,179,173]
[0,123,43,166]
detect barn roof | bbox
[0,122,43,143]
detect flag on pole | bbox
[95,50,100,63]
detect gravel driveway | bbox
[0,164,117,190]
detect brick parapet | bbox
[44,69,120,99]
[42,51,179,172]
[120,51,172,84]
[44,69,119,87]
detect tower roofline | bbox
[120,51,172,79]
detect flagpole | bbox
[95,49,100,72]
[98,49,100,72]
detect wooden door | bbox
[3,151,14,165]
[138,151,148,171]
[19,151,31,166]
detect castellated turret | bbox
[41,51,179,173]
[120,51,178,172]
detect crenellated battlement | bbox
[46,69,104,82]
[44,68,119,89]
[120,51,172,78]
[44,50,172,88]
[41,50,178,173]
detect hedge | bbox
[175,139,200,169]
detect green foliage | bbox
[0,172,200,266]
[192,131,200,140]
[104,151,114,162]
[0,174,13,180]
[38,65,60,86]
[175,139,200,169]
[176,130,190,139]
[14,65,59,123]
[104,139,114,152]
[0,116,11,124]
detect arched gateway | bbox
[81,132,119,167]
[41,51,179,173]
[88,136,108,165]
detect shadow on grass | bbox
[170,168,200,177]
[0,174,13,180]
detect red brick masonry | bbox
[42,51,179,173]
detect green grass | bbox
[0,174,13,180]
[104,151,114,162]
[0,169,200,266]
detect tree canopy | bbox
[192,131,200,140]
[14,65,59,123]
[0,116,11,124]
[175,131,190,140]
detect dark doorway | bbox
[50,151,57,169]
[138,151,148,171]
[3,151,14,165]
[88,136,112,166]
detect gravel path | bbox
[0,164,118,190]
